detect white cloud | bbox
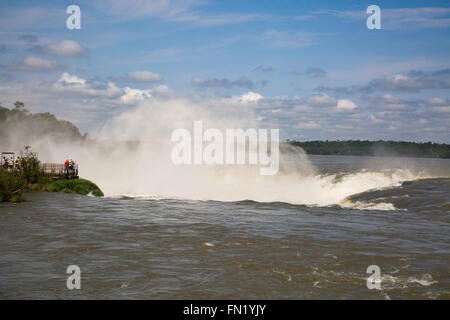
[427,97,446,105]
[337,99,357,111]
[128,70,163,82]
[54,72,123,98]
[9,57,60,72]
[381,94,402,104]
[238,91,263,104]
[58,72,86,85]
[120,87,153,104]
[369,114,384,123]
[40,40,85,57]
[151,85,174,96]
[432,106,450,113]
[307,94,336,107]
[297,121,319,129]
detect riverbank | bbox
[0,172,104,202]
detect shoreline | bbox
[1,175,104,203]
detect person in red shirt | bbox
[64,159,69,176]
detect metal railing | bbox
[42,163,79,178]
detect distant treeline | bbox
[287,140,450,159]
[0,102,85,145]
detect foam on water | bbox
[7,96,446,211]
[108,168,435,210]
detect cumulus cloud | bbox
[337,99,357,111]
[54,72,123,98]
[238,91,263,104]
[32,40,86,57]
[191,76,254,89]
[57,72,86,85]
[121,87,153,104]
[8,56,61,72]
[52,72,167,107]
[128,70,163,82]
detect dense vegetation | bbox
[287,140,450,158]
[38,179,103,197]
[0,101,86,145]
[0,147,103,202]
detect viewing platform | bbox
[42,163,79,179]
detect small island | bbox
[0,147,103,202]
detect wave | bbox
[109,168,441,211]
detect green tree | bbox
[20,146,43,184]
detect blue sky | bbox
[0,0,449,142]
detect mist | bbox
[1,94,444,209]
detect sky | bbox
[0,0,449,142]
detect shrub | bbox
[0,168,27,202]
[20,146,43,184]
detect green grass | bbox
[1,170,104,202]
[45,178,104,197]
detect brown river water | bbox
[0,155,449,299]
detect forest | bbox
[287,139,450,158]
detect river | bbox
[0,155,449,299]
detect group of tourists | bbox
[2,156,21,170]
[64,159,76,175]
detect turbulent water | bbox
[0,155,449,299]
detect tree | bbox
[14,101,25,110]
[20,146,43,184]
[13,101,28,115]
